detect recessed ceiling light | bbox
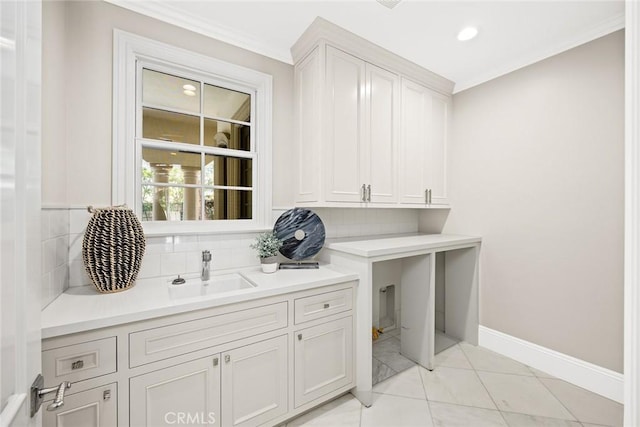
[182,84,196,91]
[183,90,196,96]
[457,27,479,41]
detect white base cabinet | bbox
[42,281,356,427]
[130,336,287,427]
[130,356,221,426]
[294,317,353,408]
[43,383,117,427]
[222,336,288,427]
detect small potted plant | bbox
[251,231,283,273]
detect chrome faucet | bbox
[201,250,211,281]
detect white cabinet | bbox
[43,383,117,427]
[221,336,288,427]
[292,18,452,208]
[324,46,365,203]
[130,336,287,427]
[130,356,221,426]
[399,78,450,206]
[295,46,399,205]
[365,62,400,204]
[43,281,357,427]
[294,317,353,407]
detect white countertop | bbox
[325,233,481,257]
[41,265,358,339]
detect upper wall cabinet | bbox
[399,78,450,206]
[292,18,454,208]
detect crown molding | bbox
[454,11,625,93]
[291,17,455,95]
[104,0,293,65]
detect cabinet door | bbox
[295,47,321,203]
[428,92,449,205]
[130,356,221,426]
[365,64,399,203]
[399,78,431,204]
[294,317,353,408]
[221,335,288,427]
[43,383,116,427]
[324,46,366,202]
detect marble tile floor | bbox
[372,329,459,385]
[285,342,623,427]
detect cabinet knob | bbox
[213,357,219,366]
[225,354,231,363]
[103,390,111,401]
[298,334,303,341]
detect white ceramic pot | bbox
[261,256,278,274]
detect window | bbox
[113,31,272,234]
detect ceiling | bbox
[107,0,624,93]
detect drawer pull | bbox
[225,355,231,363]
[103,390,111,401]
[71,360,84,370]
[323,303,330,309]
[213,357,219,366]
[298,334,303,341]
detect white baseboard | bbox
[478,326,624,403]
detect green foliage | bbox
[250,231,283,258]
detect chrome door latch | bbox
[30,374,71,417]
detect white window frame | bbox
[113,30,272,235]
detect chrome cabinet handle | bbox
[213,357,219,366]
[225,355,231,363]
[425,189,432,204]
[103,390,111,401]
[366,184,371,202]
[361,184,366,202]
[71,360,84,370]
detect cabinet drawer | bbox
[42,337,117,384]
[129,302,288,367]
[294,288,353,324]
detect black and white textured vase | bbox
[82,206,146,293]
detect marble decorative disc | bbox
[273,208,325,260]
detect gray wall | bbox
[428,31,624,372]
[42,0,294,208]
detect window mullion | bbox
[200,79,205,221]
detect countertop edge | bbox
[42,269,359,340]
[325,234,482,257]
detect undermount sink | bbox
[168,273,255,299]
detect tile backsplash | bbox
[41,208,70,309]
[51,207,419,297]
